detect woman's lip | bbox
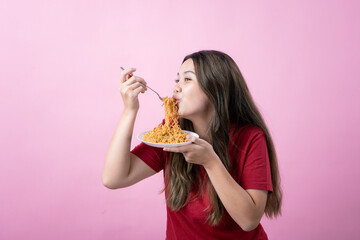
[172,96,180,104]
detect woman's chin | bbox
[178,108,191,119]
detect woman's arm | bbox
[163,136,268,231]
[204,157,268,231]
[102,68,156,189]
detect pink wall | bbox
[1,0,359,239]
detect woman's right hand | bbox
[119,68,147,111]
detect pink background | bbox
[1,0,359,239]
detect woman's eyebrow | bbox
[177,70,195,76]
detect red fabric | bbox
[131,124,273,240]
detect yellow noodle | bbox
[143,97,188,144]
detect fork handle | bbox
[146,85,163,101]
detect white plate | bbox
[137,130,199,148]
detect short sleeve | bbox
[131,142,165,173]
[240,132,273,192]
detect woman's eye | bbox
[174,78,191,83]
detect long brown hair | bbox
[164,50,282,225]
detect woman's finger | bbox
[121,76,147,87]
[129,81,147,91]
[121,76,136,87]
[121,79,147,94]
[132,85,147,96]
[133,75,147,86]
[120,68,136,83]
[186,135,207,146]
[163,144,197,153]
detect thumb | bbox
[186,134,203,145]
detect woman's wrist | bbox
[122,107,138,117]
[203,154,222,172]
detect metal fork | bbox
[120,67,163,101]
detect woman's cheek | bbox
[177,107,182,116]
[177,102,184,116]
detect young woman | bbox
[102,50,282,239]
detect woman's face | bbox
[172,59,212,120]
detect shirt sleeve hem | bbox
[242,183,273,192]
[131,149,163,173]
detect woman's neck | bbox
[184,106,214,144]
[191,117,212,143]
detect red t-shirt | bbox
[131,124,273,240]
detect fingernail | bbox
[186,135,192,140]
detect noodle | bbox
[143,97,188,144]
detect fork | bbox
[120,67,163,101]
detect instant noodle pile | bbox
[143,97,188,144]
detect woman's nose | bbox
[173,83,182,93]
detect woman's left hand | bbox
[163,135,220,169]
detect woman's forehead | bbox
[178,59,195,75]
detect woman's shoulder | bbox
[228,124,267,158]
[229,123,264,139]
